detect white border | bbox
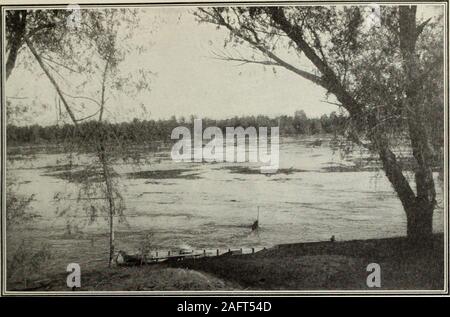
[0,0,448,296]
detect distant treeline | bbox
[7,111,347,145]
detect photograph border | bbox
[0,0,448,296]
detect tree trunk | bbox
[266,6,437,243]
[399,6,436,242]
[98,145,116,267]
[405,200,433,244]
[26,37,118,264]
[6,11,27,81]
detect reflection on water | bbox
[7,136,445,251]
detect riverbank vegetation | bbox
[7,111,347,146]
[8,234,444,291]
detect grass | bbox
[168,234,445,290]
[16,267,238,291]
[9,234,444,292]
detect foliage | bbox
[6,180,37,226]
[6,8,154,264]
[7,111,347,146]
[196,5,444,239]
[195,6,443,151]
[138,233,154,265]
[6,179,52,289]
[7,240,52,289]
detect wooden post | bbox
[252,247,255,254]
[216,249,219,256]
[168,250,171,256]
[203,249,206,256]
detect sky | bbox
[5,5,444,126]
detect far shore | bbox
[9,234,444,291]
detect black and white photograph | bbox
[1,0,448,296]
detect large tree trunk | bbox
[267,6,437,243]
[6,11,27,81]
[405,200,433,242]
[399,6,436,242]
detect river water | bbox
[7,136,445,253]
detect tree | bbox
[5,9,78,82]
[196,5,444,242]
[294,110,310,134]
[6,8,150,265]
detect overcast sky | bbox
[5,5,443,126]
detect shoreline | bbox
[167,233,445,290]
[9,233,445,291]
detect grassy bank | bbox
[9,234,444,291]
[169,234,445,290]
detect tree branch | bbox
[213,55,279,67]
[266,7,364,118]
[40,54,80,73]
[24,36,79,127]
[61,92,103,110]
[210,9,323,86]
[99,58,110,122]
